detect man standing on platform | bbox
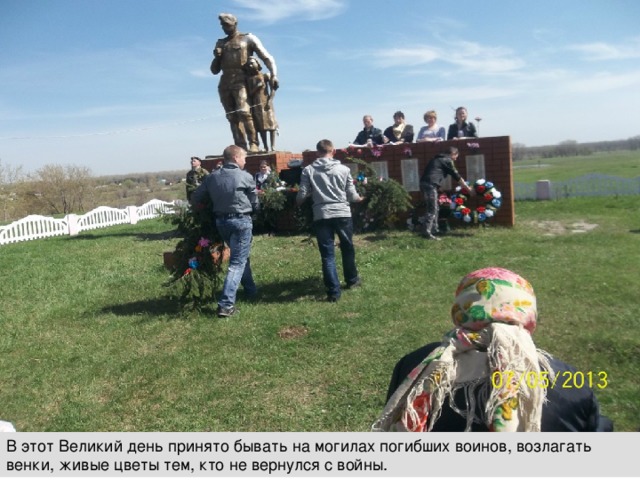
[350,115,384,147]
[296,139,364,302]
[191,145,258,318]
[211,13,279,153]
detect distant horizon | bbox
[83,135,636,180]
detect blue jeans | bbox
[314,217,359,298]
[215,215,257,309]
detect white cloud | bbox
[557,70,640,94]
[373,47,441,67]
[189,69,211,78]
[568,37,640,61]
[402,85,520,103]
[291,85,326,93]
[371,42,523,74]
[231,0,347,24]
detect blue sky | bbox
[1,0,639,176]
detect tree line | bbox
[512,135,640,161]
[0,161,186,223]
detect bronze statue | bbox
[211,13,279,153]
[244,57,278,151]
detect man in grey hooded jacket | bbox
[296,139,364,302]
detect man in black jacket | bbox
[419,146,472,240]
[350,115,384,146]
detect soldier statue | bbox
[211,13,279,153]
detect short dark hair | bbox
[393,111,405,119]
[316,139,334,155]
[444,146,459,156]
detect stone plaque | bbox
[465,154,486,183]
[343,163,358,177]
[370,161,389,180]
[401,158,420,192]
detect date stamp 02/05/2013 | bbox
[491,370,608,390]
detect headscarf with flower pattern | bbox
[372,267,552,432]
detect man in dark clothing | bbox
[419,146,472,240]
[185,156,209,202]
[191,145,258,318]
[350,115,384,146]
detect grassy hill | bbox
[513,150,639,183]
[1,195,638,432]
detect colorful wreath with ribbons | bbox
[450,179,502,223]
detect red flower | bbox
[476,185,486,194]
[477,206,486,213]
[484,193,493,201]
[455,197,464,205]
[462,208,471,215]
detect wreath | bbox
[450,179,502,223]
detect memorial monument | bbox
[210,13,279,153]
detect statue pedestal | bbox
[201,150,303,176]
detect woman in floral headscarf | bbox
[373,267,612,432]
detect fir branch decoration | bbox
[162,199,225,312]
[347,157,413,232]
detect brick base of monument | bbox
[199,137,514,232]
[201,151,302,176]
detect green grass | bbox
[514,150,640,182]
[1,196,639,432]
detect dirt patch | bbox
[529,220,599,236]
[569,221,599,233]
[278,325,309,340]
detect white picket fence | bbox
[0,199,175,246]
